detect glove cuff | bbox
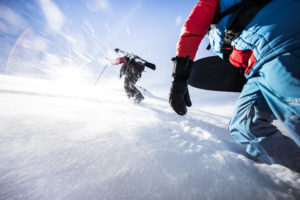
[171,56,193,81]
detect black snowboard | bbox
[187,56,247,92]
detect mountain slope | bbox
[0,75,299,200]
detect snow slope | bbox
[0,75,299,200]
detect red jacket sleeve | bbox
[177,0,219,60]
[109,56,128,65]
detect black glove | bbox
[169,56,193,115]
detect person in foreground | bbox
[169,0,300,172]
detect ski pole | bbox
[94,64,108,85]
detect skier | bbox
[169,0,300,171]
[108,49,154,103]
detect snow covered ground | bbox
[0,74,299,200]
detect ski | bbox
[115,48,156,70]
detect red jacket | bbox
[177,0,220,61]
[109,56,129,65]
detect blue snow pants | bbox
[229,49,300,172]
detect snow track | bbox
[0,75,299,200]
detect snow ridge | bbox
[0,75,299,200]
